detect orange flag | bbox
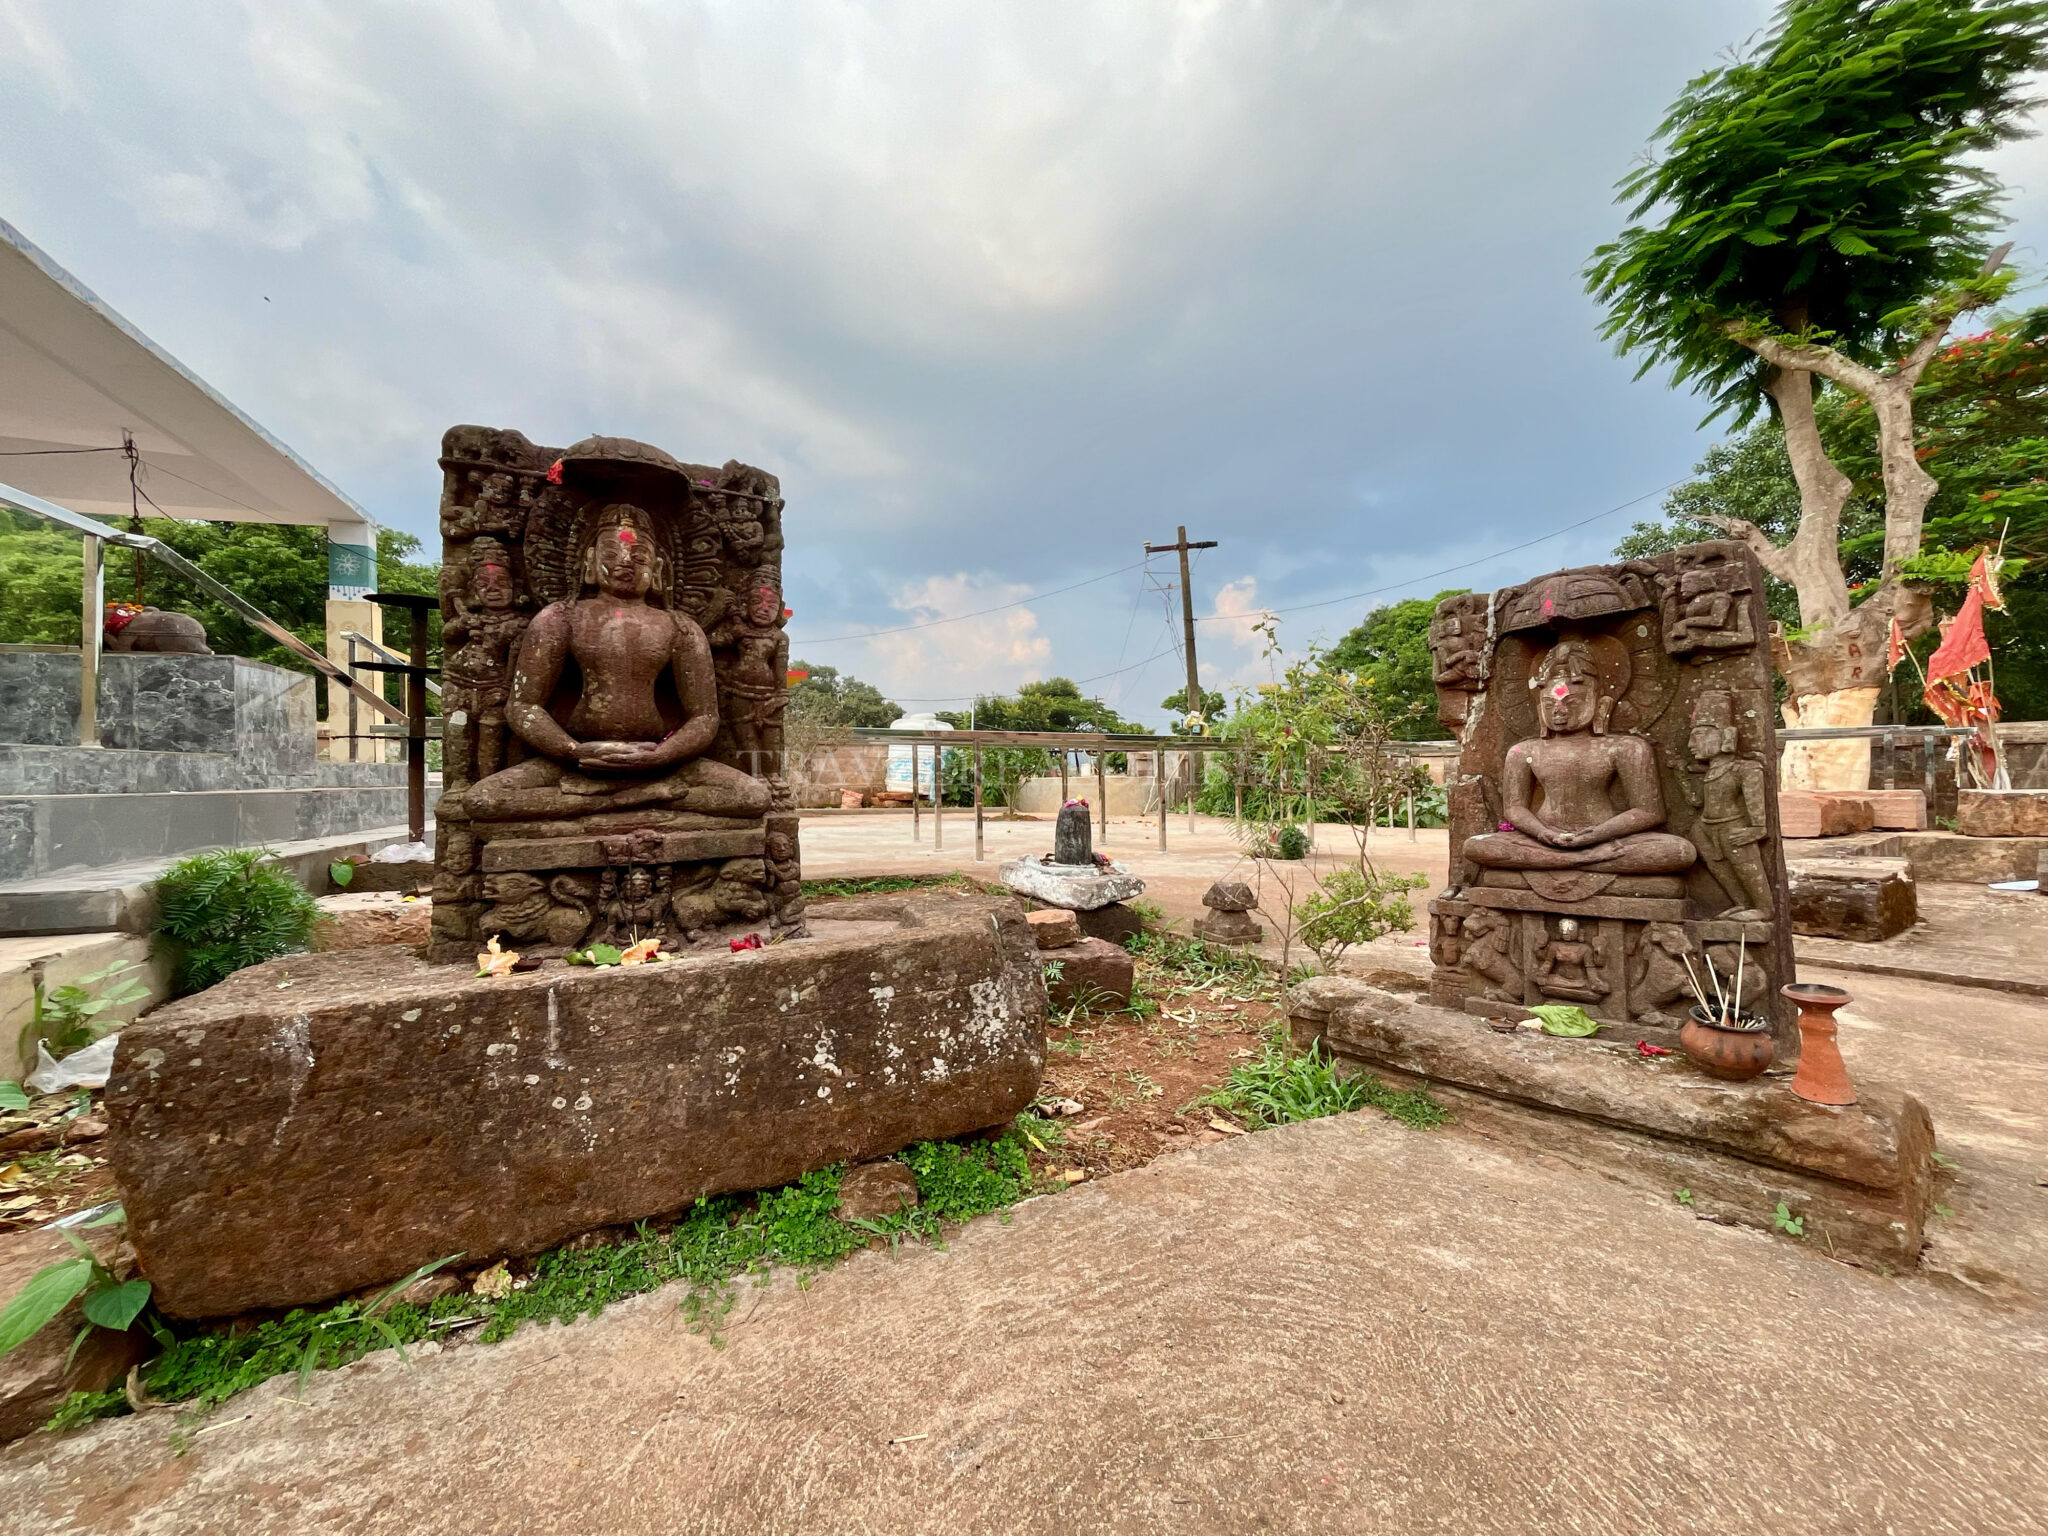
[1924,589,1990,684]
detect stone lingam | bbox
[1287,543,1936,1270]
[100,427,1048,1321]
[998,799,1147,941]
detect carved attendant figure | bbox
[726,581,789,775]
[463,504,769,822]
[1680,691,1774,922]
[1461,639,1696,875]
[443,540,525,781]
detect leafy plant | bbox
[0,1081,28,1111]
[1675,1188,1696,1207]
[329,859,356,889]
[0,1207,154,1370]
[1772,1202,1807,1238]
[28,959,149,1063]
[1295,865,1428,967]
[1202,1026,1445,1131]
[154,848,322,994]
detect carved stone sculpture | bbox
[429,427,803,960]
[1428,542,1795,1052]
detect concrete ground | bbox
[5,1105,2046,1534]
[5,810,2045,1532]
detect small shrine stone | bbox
[1053,800,1093,865]
[998,857,1145,912]
[1202,881,1255,913]
[1194,906,1262,946]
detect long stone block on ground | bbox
[1787,857,1917,942]
[1288,976,1932,1269]
[1778,790,1875,839]
[106,893,1046,1318]
[1957,789,2048,838]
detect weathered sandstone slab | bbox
[1957,789,2048,838]
[1288,976,1932,1267]
[1779,791,1876,839]
[106,895,1045,1318]
[1787,857,1917,943]
[1042,937,1134,1011]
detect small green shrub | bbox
[28,960,149,1064]
[154,848,321,994]
[1203,1026,1445,1131]
[1294,864,1426,966]
[1275,824,1309,860]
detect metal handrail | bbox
[340,631,442,698]
[0,476,407,735]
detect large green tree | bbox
[1586,0,2048,779]
[1621,306,2048,720]
[1159,685,1228,735]
[1324,590,1469,740]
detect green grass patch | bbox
[1124,929,1267,986]
[801,873,972,899]
[46,1120,1052,1433]
[1198,1025,1446,1131]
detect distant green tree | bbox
[1324,590,1468,740]
[935,679,1143,807]
[786,661,901,728]
[1159,686,1227,735]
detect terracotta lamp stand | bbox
[1782,982,1857,1106]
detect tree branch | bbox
[1721,324,1883,397]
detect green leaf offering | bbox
[330,860,356,889]
[1528,1004,1600,1038]
[81,1279,152,1332]
[569,944,624,968]
[0,1258,94,1357]
[0,1080,28,1112]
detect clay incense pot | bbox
[1678,1005,1774,1082]
[1783,982,1857,1106]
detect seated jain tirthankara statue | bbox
[1426,544,1797,1048]
[430,429,802,961]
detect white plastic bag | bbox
[24,1032,120,1094]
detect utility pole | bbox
[1145,525,1217,819]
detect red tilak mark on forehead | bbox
[614,527,636,545]
[1551,683,1570,698]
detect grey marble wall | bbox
[0,654,81,746]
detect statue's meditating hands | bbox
[1461,639,1695,876]
[462,504,769,823]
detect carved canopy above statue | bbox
[428,426,802,961]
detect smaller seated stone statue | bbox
[462,504,769,824]
[1532,917,1609,1003]
[1461,638,1696,877]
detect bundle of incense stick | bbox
[1679,944,1759,1029]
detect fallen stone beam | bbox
[106,894,1046,1319]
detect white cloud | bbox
[854,574,1053,706]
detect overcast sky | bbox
[9,1,2048,724]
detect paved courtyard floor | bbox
[4,811,2043,1532]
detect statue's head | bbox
[623,866,655,901]
[583,505,662,601]
[482,871,545,904]
[1556,917,1581,942]
[1531,638,1610,736]
[1645,921,1691,957]
[1689,690,1737,762]
[745,581,781,629]
[469,540,515,610]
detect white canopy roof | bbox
[0,217,372,540]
